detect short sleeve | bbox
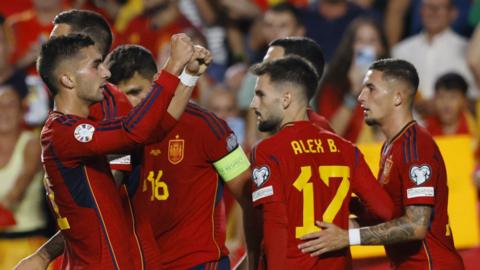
[399,149,439,206]
[250,144,284,207]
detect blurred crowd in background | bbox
[1,0,480,268]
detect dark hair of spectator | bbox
[268,3,303,27]
[37,34,95,96]
[54,9,112,57]
[2,70,28,100]
[434,72,468,95]
[321,16,389,95]
[106,45,157,85]
[250,55,319,101]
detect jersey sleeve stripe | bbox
[103,85,118,117]
[185,108,222,139]
[413,126,418,161]
[103,87,113,120]
[188,103,228,135]
[125,83,162,130]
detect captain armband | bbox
[213,146,250,182]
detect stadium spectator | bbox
[425,72,476,136]
[315,16,389,143]
[392,0,477,115]
[0,76,47,270]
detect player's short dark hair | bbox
[434,72,468,95]
[106,45,157,85]
[267,3,303,26]
[369,58,419,106]
[37,34,95,96]
[269,37,325,79]
[54,9,112,57]
[250,55,319,100]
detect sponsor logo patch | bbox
[252,186,274,202]
[409,165,432,185]
[407,187,434,199]
[74,124,95,143]
[252,166,270,187]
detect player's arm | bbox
[166,45,212,120]
[261,201,289,270]
[297,205,432,256]
[13,230,64,270]
[349,148,394,222]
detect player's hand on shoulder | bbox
[186,45,212,76]
[164,33,194,75]
[13,253,49,270]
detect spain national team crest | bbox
[168,135,184,165]
[380,155,394,184]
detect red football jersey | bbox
[251,121,393,270]
[89,82,133,121]
[41,71,178,270]
[131,103,239,269]
[6,9,53,75]
[378,121,464,270]
[307,108,334,133]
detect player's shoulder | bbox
[183,103,231,140]
[393,122,438,161]
[41,112,81,140]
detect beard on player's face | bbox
[258,115,282,132]
[365,117,380,126]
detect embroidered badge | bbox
[409,165,432,185]
[74,124,95,143]
[168,135,184,164]
[380,155,394,184]
[252,166,270,187]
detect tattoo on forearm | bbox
[41,231,65,261]
[359,205,432,245]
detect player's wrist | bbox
[179,67,200,87]
[348,228,361,245]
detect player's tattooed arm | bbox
[14,231,64,269]
[40,230,65,261]
[360,205,432,245]
[298,205,432,256]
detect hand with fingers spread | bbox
[186,45,213,76]
[163,33,194,75]
[298,221,349,257]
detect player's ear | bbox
[59,72,75,89]
[393,91,402,106]
[282,91,292,109]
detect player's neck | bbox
[53,92,91,118]
[381,111,414,143]
[280,107,308,129]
